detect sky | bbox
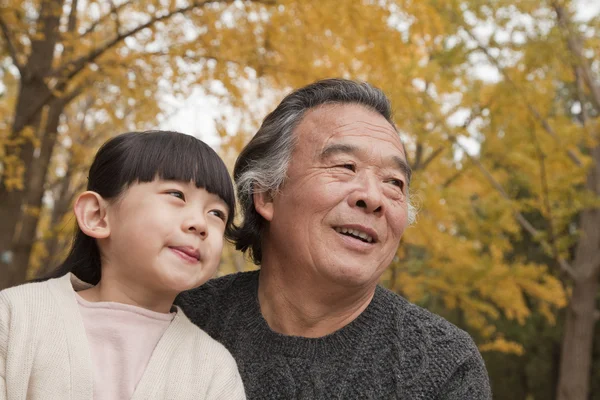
[159,88,224,149]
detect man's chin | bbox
[323,264,384,289]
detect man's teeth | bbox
[335,227,374,243]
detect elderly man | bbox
[177,79,492,399]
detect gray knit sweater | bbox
[177,271,492,399]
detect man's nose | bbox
[348,172,383,214]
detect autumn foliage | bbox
[1,0,599,398]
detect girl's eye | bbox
[167,190,185,201]
[209,209,227,221]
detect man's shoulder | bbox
[377,285,480,364]
[175,270,258,329]
[374,287,490,397]
[179,270,258,303]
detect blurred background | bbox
[0,0,599,398]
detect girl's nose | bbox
[185,214,208,237]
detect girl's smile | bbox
[169,246,201,263]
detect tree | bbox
[380,1,599,398]
[0,0,430,288]
[3,2,598,397]
[0,0,277,288]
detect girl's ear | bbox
[74,191,110,239]
[253,190,274,222]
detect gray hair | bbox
[232,78,415,264]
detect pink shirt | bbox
[75,293,175,400]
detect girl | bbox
[0,131,246,399]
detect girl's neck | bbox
[76,277,175,314]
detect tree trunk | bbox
[0,84,48,287]
[9,100,65,285]
[556,144,600,400]
[36,164,80,278]
[556,276,599,400]
[0,0,65,289]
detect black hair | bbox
[44,130,235,284]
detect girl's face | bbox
[99,179,229,298]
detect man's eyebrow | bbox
[392,156,412,185]
[319,143,358,160]
[320,143,412,185]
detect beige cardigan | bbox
[0,274,246,400]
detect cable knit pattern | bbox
[177,271,492,400]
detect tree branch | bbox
[109,0,122,36]
[78,0,134,39]
[442,162,472,188]
[413,142,423,170]
[67,0,79,33]
[420,146,445,170]
[553,2,600,114]
[0,14,24,73]
[461,27,584,167]
[453,134,577,279]
[422,92,578,280]
[528,117,562,273]
[61,0,80,64]
[58,0,274,81]
[574,66,590,127]
[12,0,275,140]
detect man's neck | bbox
[257,266,376,338]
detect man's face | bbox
[257,103,410,289]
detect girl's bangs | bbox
[119,132,235,216]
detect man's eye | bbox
[338,163,355,172]
[209,209,226,221]
[388,179,404,190]
[167,191,185,201]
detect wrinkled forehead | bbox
[294,103,406,158]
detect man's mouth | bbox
[334,227,375,243]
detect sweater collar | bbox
[69,272,94,291]
[239,271,402,359]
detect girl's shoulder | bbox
[169,306,218,344]
[156,308,242,389]
[1,278,49,303]
[0,274,71,314]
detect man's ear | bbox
[74,191,110,239]
[253,190,274,222]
